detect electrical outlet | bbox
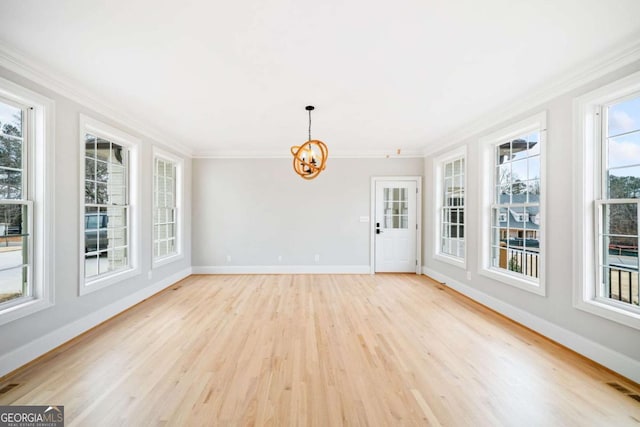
[314,254,320,263]
[278,255,282,262]
[226,255,232,263]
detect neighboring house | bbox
[497,193,540,246]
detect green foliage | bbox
[607,176,640,240]
[508,256,522,273]
[609,175,640,199]
[0,119,23,199]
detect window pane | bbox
[85,182,96,204]
[96,183,108,204]
[0,135,22,170]
[85,254,99,277]
[107,247,128,271]
[608,96,640,137]
[527,180,541,203]
[85,158,96,181]
[511,138,529,161]
[497,142,510,165]
[604,267,639,305]
[85,134,96,158]
[84,207,103,252]
[0,204,26,239]
[0,102,22,138]
[528,157,540,180]
[96,160,108,183]
[108,185,126,205]
[444,162,453,176]
[453,159,461,175]
[0,267,26,304]
[109,164,126,185]
[111,143,125,166]
[106,206,126,228]
[96,138,110,162]
[107,227,127,250]
[608,166,640,199]
[527,137,540,157]
[498,163,510,188]
[603,203,637,237]
[456,174,464,192]
[0,205,27,300]
[157,159,166,176]
[0,169,22,199]
[607,132,640,169]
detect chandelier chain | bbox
[308,109,312,141]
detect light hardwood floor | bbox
[1,274,639,426]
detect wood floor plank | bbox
[1,274,639,426]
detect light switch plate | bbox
[359,216,370,223]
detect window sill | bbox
[80,267,140,296]
[479,267,546,296]
[574,297,640,330]
[0,296,54,326]
[153,253,183,269]
[433,253,466,269]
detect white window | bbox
[575,71,640,329]
[434,147,466,266]
[153,148,182,266]
[79,115,139,295]
[0,77,54,325]
[479,112,546,295]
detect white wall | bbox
[192,157,423,271]
[423,60,640,375]
[0,65,192,374]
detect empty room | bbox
[0,0,640,425]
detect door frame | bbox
[370,176,422,275]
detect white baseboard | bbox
[0,267,192,378]
[192,265,371,274]
[422,266,640,384]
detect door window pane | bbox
[383,186,409,229]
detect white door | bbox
[374,180,417,272]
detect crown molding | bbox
[193,149,426,159]
[0,43,194,158]
[423,33,640,157]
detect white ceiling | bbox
[1,0,640,157]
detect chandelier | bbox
[290,105,328,180]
